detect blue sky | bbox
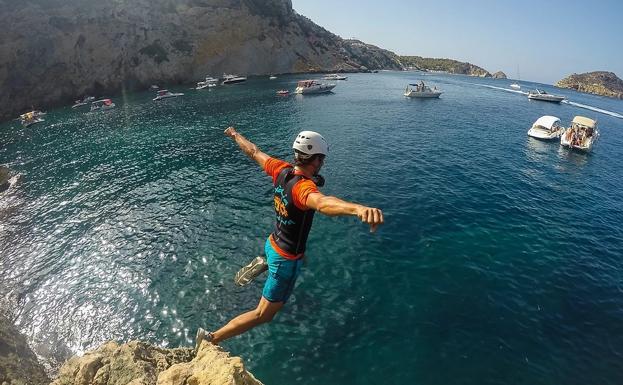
[291,0,623,84]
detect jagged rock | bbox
[0,315,50,385]
[556,71,623,99]
[51,340,262,385]
[0,0,402,121]
[492,71,507,79]
[0,166,10,192]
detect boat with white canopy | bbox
[527,115,564,140]
[404,81,442,98]
[560,116,599,151]
[528,89,565,103]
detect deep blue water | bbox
[1,72,623,384]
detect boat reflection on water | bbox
[556,145,589,169]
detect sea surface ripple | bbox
[1,72,623,384]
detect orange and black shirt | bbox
[264,158,319,259]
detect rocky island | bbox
[399,56,491,77]
[0,0,402,122]
[492,71,507,79]
[556,71,623,99]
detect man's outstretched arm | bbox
[306,192,384,232]
[224,126,270,169]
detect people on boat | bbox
[195,127,384,348]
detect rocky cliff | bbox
[51,340,262,385]
[0,314,50,385]
[398,56,491,77]
[556,71,623,99]
[0,0,403,121]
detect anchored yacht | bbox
[221,74,247,84]
[153,89,184,101]
[404,81,442,98]
[294,80,336,94]
[560,116,599,152]
[528,89,565,103]
[527,115,564,140]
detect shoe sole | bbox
[195,328,205,354]
[234,256,268,286]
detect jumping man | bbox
[196,126,384,348]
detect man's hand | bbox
[224,126,238,139]
[356,206,384,233]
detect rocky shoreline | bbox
[0,314,50,385]
[0,313,262,385]
[556,71,623,99]
[51,340,262,385]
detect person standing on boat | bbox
[195,126,384,347]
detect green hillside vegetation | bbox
[399,56,491,77]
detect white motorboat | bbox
[294,80,336,95]
[323,73,348,80]
[404,81,442,98]
[527,115,564,140]
[90,98,116,111]
[196,77,218,90]
[221,74,247,84]
[153,89,184,101]
[20,111,44,127]
[528,89,565,103]
[72,96,95,108]
[269,75,277,80]
[560,116,599,152]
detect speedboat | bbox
[528,89,565,103]
[560,116,599,152]
[510,83,521,90]
[153,89,184,101]
[20,111,44,127]
[323,74,348,80]
[90,98,116,111]
[196,77,218,90]
[527,115,564,140]
[276,90,289,96]
[294,80,336,94]
[221,74,247,84]
[404,81,442,98]
[72,96,95,108]
[269,75,277,80]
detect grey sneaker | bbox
[234,256,268,286]
[195,327,213,354]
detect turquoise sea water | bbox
[1,72,623,384]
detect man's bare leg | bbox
[211,297,283,344]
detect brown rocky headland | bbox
[555,71,623,99]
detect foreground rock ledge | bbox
[52,340,263,385]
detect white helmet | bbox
[292,131,328,156]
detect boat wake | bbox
[474,83,528,95]
[473,83,623,120]
[562,100,623,119]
